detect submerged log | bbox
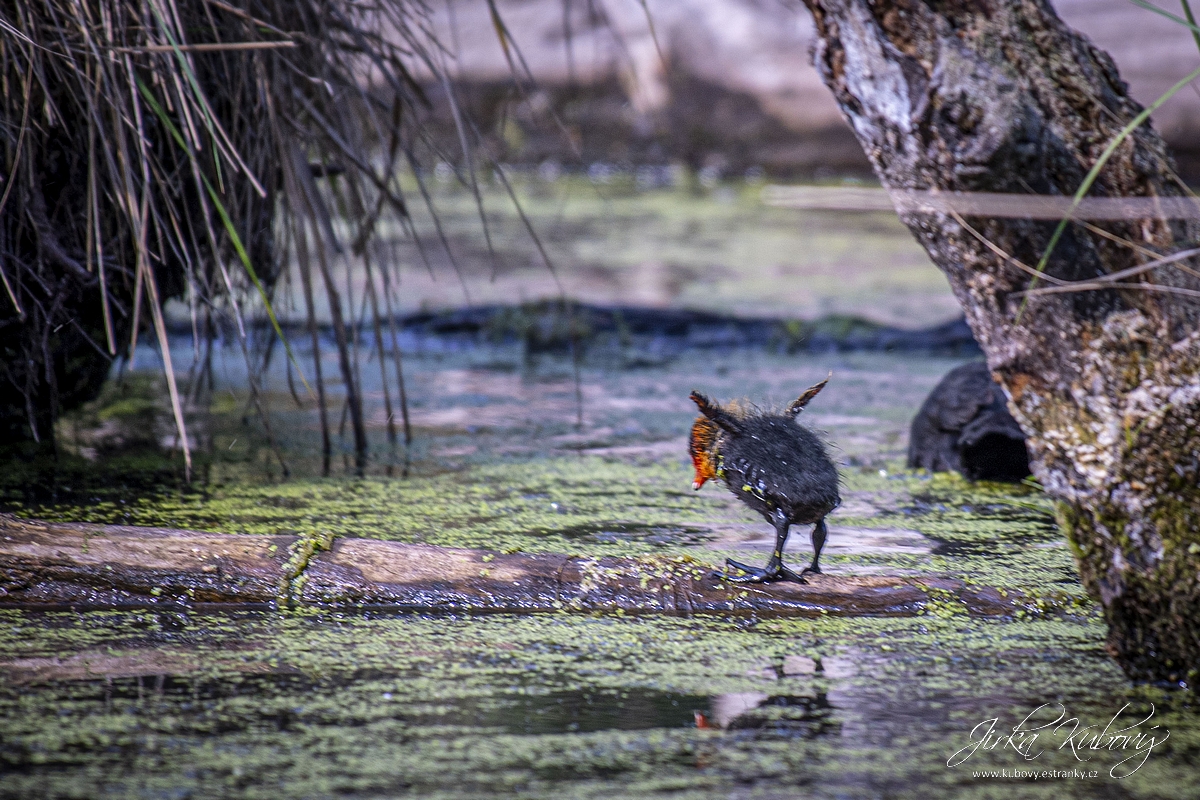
[0,515,1024,616]
[802,0,1200,682]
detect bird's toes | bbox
[724,558,759,574]
[719,559,769,583]
[772,566,808,584]
[719,559,807,585]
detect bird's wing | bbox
[785,373,831,418]
[690,391,743,434]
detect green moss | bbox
[1060,492,1200,684]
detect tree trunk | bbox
[802,0,1200,683]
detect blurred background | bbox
[411,0,1200,182]
[24,0,1191,482]
[259,0,1200,326]
[174,0,1199,472]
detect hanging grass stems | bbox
[0,0,473,476]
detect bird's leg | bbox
[722,511,805,584]
[801,518,828,575]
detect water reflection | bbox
[699,692,838,738]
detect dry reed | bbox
[0,0,467,476]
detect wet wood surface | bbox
[1,514,1022,616]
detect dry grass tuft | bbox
[0,0,475,476]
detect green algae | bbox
[2,609,1195,799]
[5,456,723,559]
[4,451,1087,620]
[828,466,1084,611]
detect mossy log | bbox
[803,0,1200,681]
[0,515,1024,616]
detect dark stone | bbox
[907,362,1030,482]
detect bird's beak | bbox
[692,478,706,491]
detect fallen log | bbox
[0,515,299,607]
[0,514,1026,616]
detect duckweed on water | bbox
[2,610,1196,799]
[3,350,1197,797]
[7,457,725,559]
[6,453,1075,595]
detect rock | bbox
[782,654,817,675]
[907,362,1030,482]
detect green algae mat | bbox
[1,608,1196,799]
[3,345,1198,798]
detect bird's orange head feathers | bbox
[689,416,720,490]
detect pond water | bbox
[2,181,1197,798]
[3,605,1189,800]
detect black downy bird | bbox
[688,377,840,583]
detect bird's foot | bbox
[717,558,807,584]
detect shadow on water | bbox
[4,607,1194,800]
[463,688,707,734]
[898,491,1060,558]
[2,669,713,736]
[3,551,1199,800]
[461,688,835,738]
[0,610,864,799]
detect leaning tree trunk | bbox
[802,0,1200,683]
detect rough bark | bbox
[0,515,1028,617]
[803,0,1200,682]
